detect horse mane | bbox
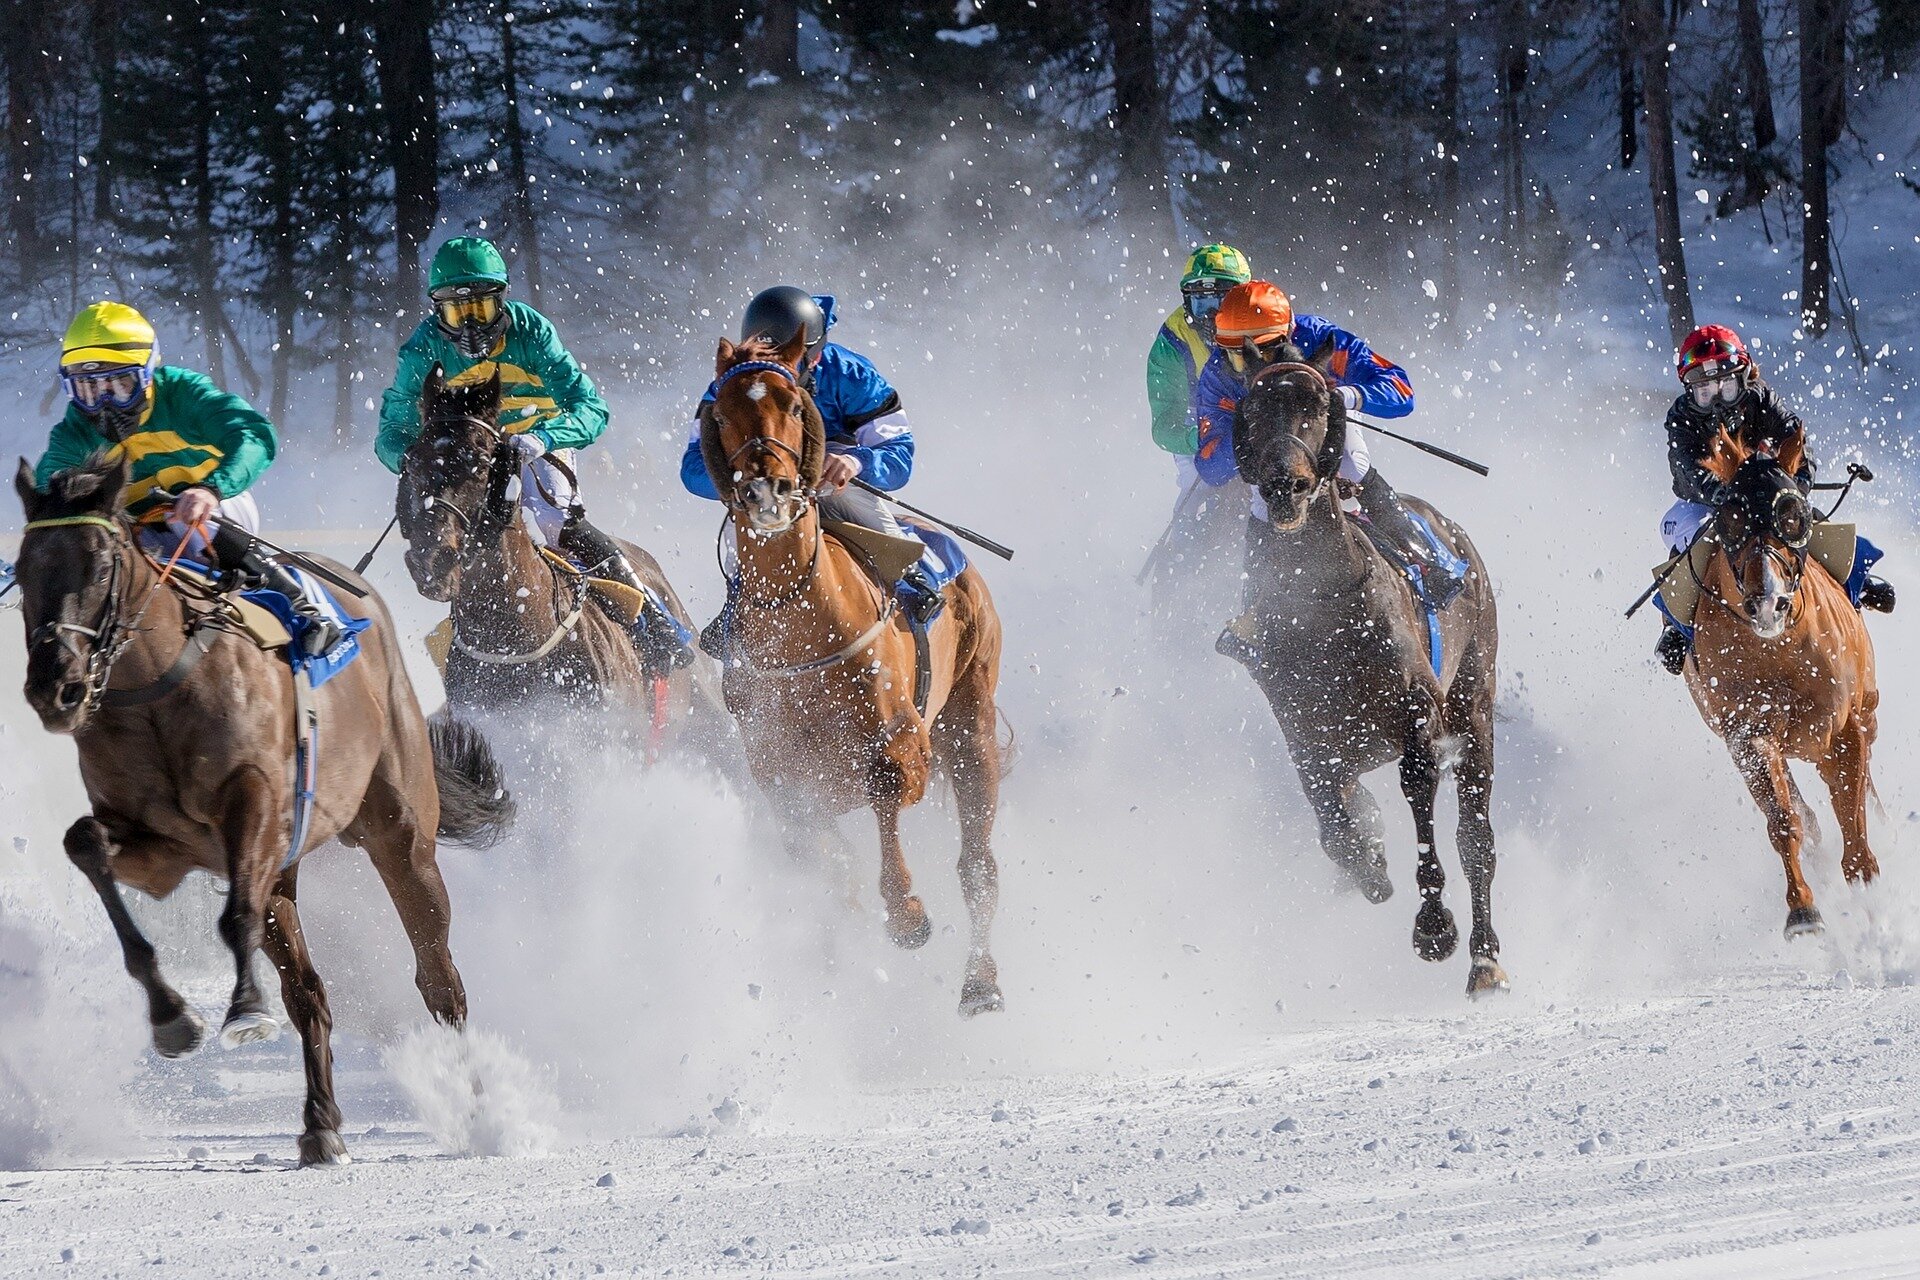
[702,336,826,498]
[32,451,130,518]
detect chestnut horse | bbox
[699,335,1006,1017]
[14,454,513,1165]
[398,366,714,733]
[1231,358,1506,997]
[1681,426,1880,937]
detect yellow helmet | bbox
[61,301,157,372]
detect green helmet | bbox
[1180,243,1252,290]
[428,237,510,293]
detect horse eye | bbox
[789,403,803,418]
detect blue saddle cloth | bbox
[1655,534,1883,642]
[896,517,968,606]
[242,569,372,688]
[1358,511,1466,678]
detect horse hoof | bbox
[299,1130,351,1168]
[887,900,933,950]
[152,1009,206,1059]
[959,979,1004,1018]
[1339,857,1394,904]
[219,1011,280,1049]
[1413,909,1459,963]
[1466,958,1510,999]
[1784,907,1825,940]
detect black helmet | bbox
[740,286,826,354]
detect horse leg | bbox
[1400,723,1457,962]
[1296,760,1393,903]
[62,817,205,1057]
[352,770,467,1026]
[1452,722,1507,998]
[1816,719,1879,885]
[935,684,1003,1018]
[1730,736,1819,937]
[215,773,283,1048]
[870,748,932,950]
[259,865,348,1166]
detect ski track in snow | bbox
[6,978,1920,1277]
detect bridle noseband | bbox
[709,360,816,527]
[1699,476,1810,626]
[23,515,142,712]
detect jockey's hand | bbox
[819,453,861,492]
[507,433,547,465]
[170,486,219,529]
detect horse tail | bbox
[428,713,516,849]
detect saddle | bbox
[1350,509,1467,678]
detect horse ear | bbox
[1318,383,1349,481]
[1309,337,1337,375]
[14,457,40,519]
[716,337,736,375]
[423,362,445,411]
[485,366,503,407]
[775,330,808,372]
[1698,421,1744,484]
[1774,425,1806,481]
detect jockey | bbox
[1150,243,1253,470]
[377,236,690,670]
[1653,323,1894,672]
[34,301,343,656]
[1196,277,1459,598]
[680,286,941,625]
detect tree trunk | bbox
[187,4,227,387]
[1736,0,1776,150]
[499,5,542,305]
[90,0,114,217]
[1104,0,1170,238]
[1436,0,1464,319]
[2,1,49,281]
[373,0,440,300]
[1798,0,1846,337]
[759,0,798,79]
[1617,0,1638,169]
[1495,0,1531,260]
[1624,0,1695,346]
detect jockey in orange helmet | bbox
[1652,323,1892,673]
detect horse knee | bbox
[63,817,112,879]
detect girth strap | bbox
[98,626,215,709]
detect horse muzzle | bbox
[1263,475,1319,533]
[24,651,92,734]
[404,543,462,603]
[1743,592,1794,640]
[740,476,805,534]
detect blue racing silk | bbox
[681,340,913,500]
[1190,314,1414,486]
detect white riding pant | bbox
[519,448,577,546]
[1246,420,1372,523]
[817,477,913,541]
[1661,499,1713,555]
[160,490,261,557]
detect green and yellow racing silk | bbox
[375,299,609,474]
[1148,306,1213,455]
[33,365,278,523]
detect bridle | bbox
[1244,362,1374,599]
[1696,480,1810,626]
[708,360,816,529]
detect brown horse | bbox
[1681,426,1880,937]
[13,454,513,1166]
[398,366,714,734]
[699,335,1006,1016]
[1231,358,1506,997]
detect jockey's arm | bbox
[1666,404,1731,506]
[1326,330,1414,420]
[1147,332,1199,454]
[1189,354,1241,487]
[521,310,608,453]
[835,394,913,491]
[176,368,278,499]
[376,323,437,475]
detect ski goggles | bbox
[60,361,152,412]
[1182,283,1229,327]
[431,287,503,331]
[1222,336,1288,375]
[1682,362,1746,409]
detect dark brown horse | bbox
[1683,427,1880,937]
[1230,358,1506,997]
[397,366,714,734]
[700,335,1007,1016]
[13,454,513,1166]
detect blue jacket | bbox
[1190,314,1414,486]
[682,299,913,500]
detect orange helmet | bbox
[1214,281,1295,348]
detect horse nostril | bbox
[55,680,84,710]
[1293,476,1312,494]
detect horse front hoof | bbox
[1784,906,1825,940]
[1413,905,1459,962]
[959,978,1004,1018]
[1347,859,1393,904]
[219,1010,280,1049]
[887,898,932,950]
[1466,957,1510,999]
[152,1008,206,1059]
[299,1130,351,1168]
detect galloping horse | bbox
[1231,356,1506,997]
[1681,427,1880,937]
[700,335,1006,1016]
[14,454,512,1165]
[398,366,712,734]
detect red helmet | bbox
[1676,324,1751,383]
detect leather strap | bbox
[98,626,214,709]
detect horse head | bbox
[1715,444,1812,640]
[12,452,133,733]
[400,364,511,601]
[702,333,824,534]
[1233,340,1344,532]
